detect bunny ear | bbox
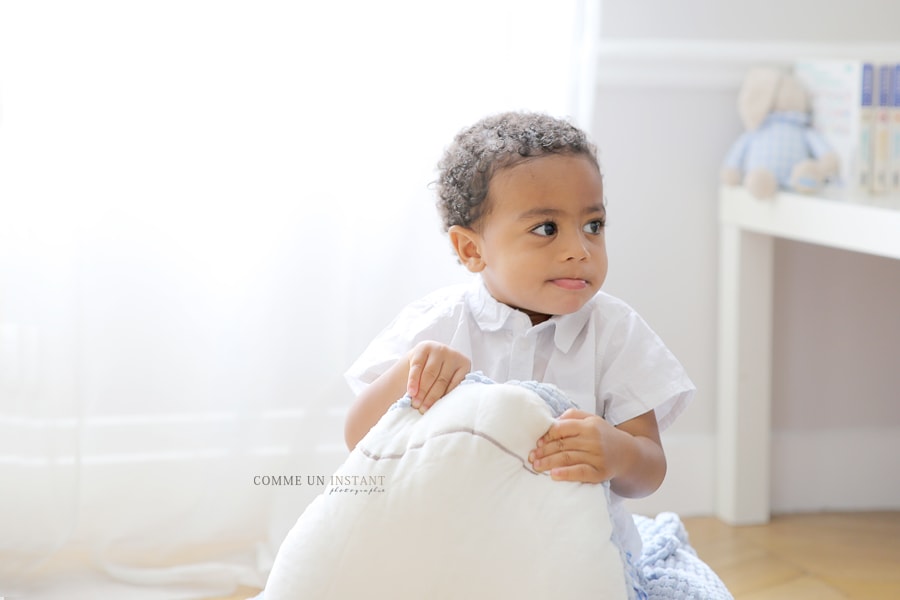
[776,74,810,111]
[738,67,783,130]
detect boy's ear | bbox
[448,225,485,272]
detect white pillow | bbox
[264,382,627,599]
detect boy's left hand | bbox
[527,408,631,484]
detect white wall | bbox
[596,0,900,517]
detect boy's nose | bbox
[562,234,590,261]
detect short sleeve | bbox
[595,302,695,431]
[344,286,466,396]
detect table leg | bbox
[716,224,773,524]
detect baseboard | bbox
[771,427,900,513]
[626,427,900,518]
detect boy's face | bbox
[451,154,608,325]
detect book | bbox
[873,64,893,193]
[794,59,876,195]
[891,64,900,193]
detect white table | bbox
[716,185,900,525]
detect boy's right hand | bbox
[406,341,470,413]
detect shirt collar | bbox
[465,276,520,332]
[551,304,592,353]
[465,276,591,353]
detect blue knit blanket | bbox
[633,512,733,600]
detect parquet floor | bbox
[207,512,900,600]
[683,512,900,599]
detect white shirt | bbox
[345,276,695,558]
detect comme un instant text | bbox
[253,474,386,487]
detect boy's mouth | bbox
[550,278,589,290]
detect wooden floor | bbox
[207,512,900,600]
[682,512,900,599]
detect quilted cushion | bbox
[263,382,627,599]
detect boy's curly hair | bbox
[436,111,599,231]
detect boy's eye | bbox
[583,219,606,235]
[531,222,558,237]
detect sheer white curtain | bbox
[0,1,593,598]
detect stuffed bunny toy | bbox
[722,66,839,199]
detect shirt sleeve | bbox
[595,304,695,431]
[344,289,463,396]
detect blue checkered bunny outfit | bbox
[723,111,832,189]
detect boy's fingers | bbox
[541,418,589,444]
[421,374,455,409]
[549,463,604,484]
[419,365,467,412]
[448,368,467,392]
[532,450,608,483]
[407,364,421,398]
[407,358,426,403]
[558,408,593,421]
[406,344,470,411]
[426,367,466,408]
[533,437,589,462]
[417,358,452,409]
[407,347,438,406]
[408,345,446,400]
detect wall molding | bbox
[627,428,900,517]
[594,39,900,89]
